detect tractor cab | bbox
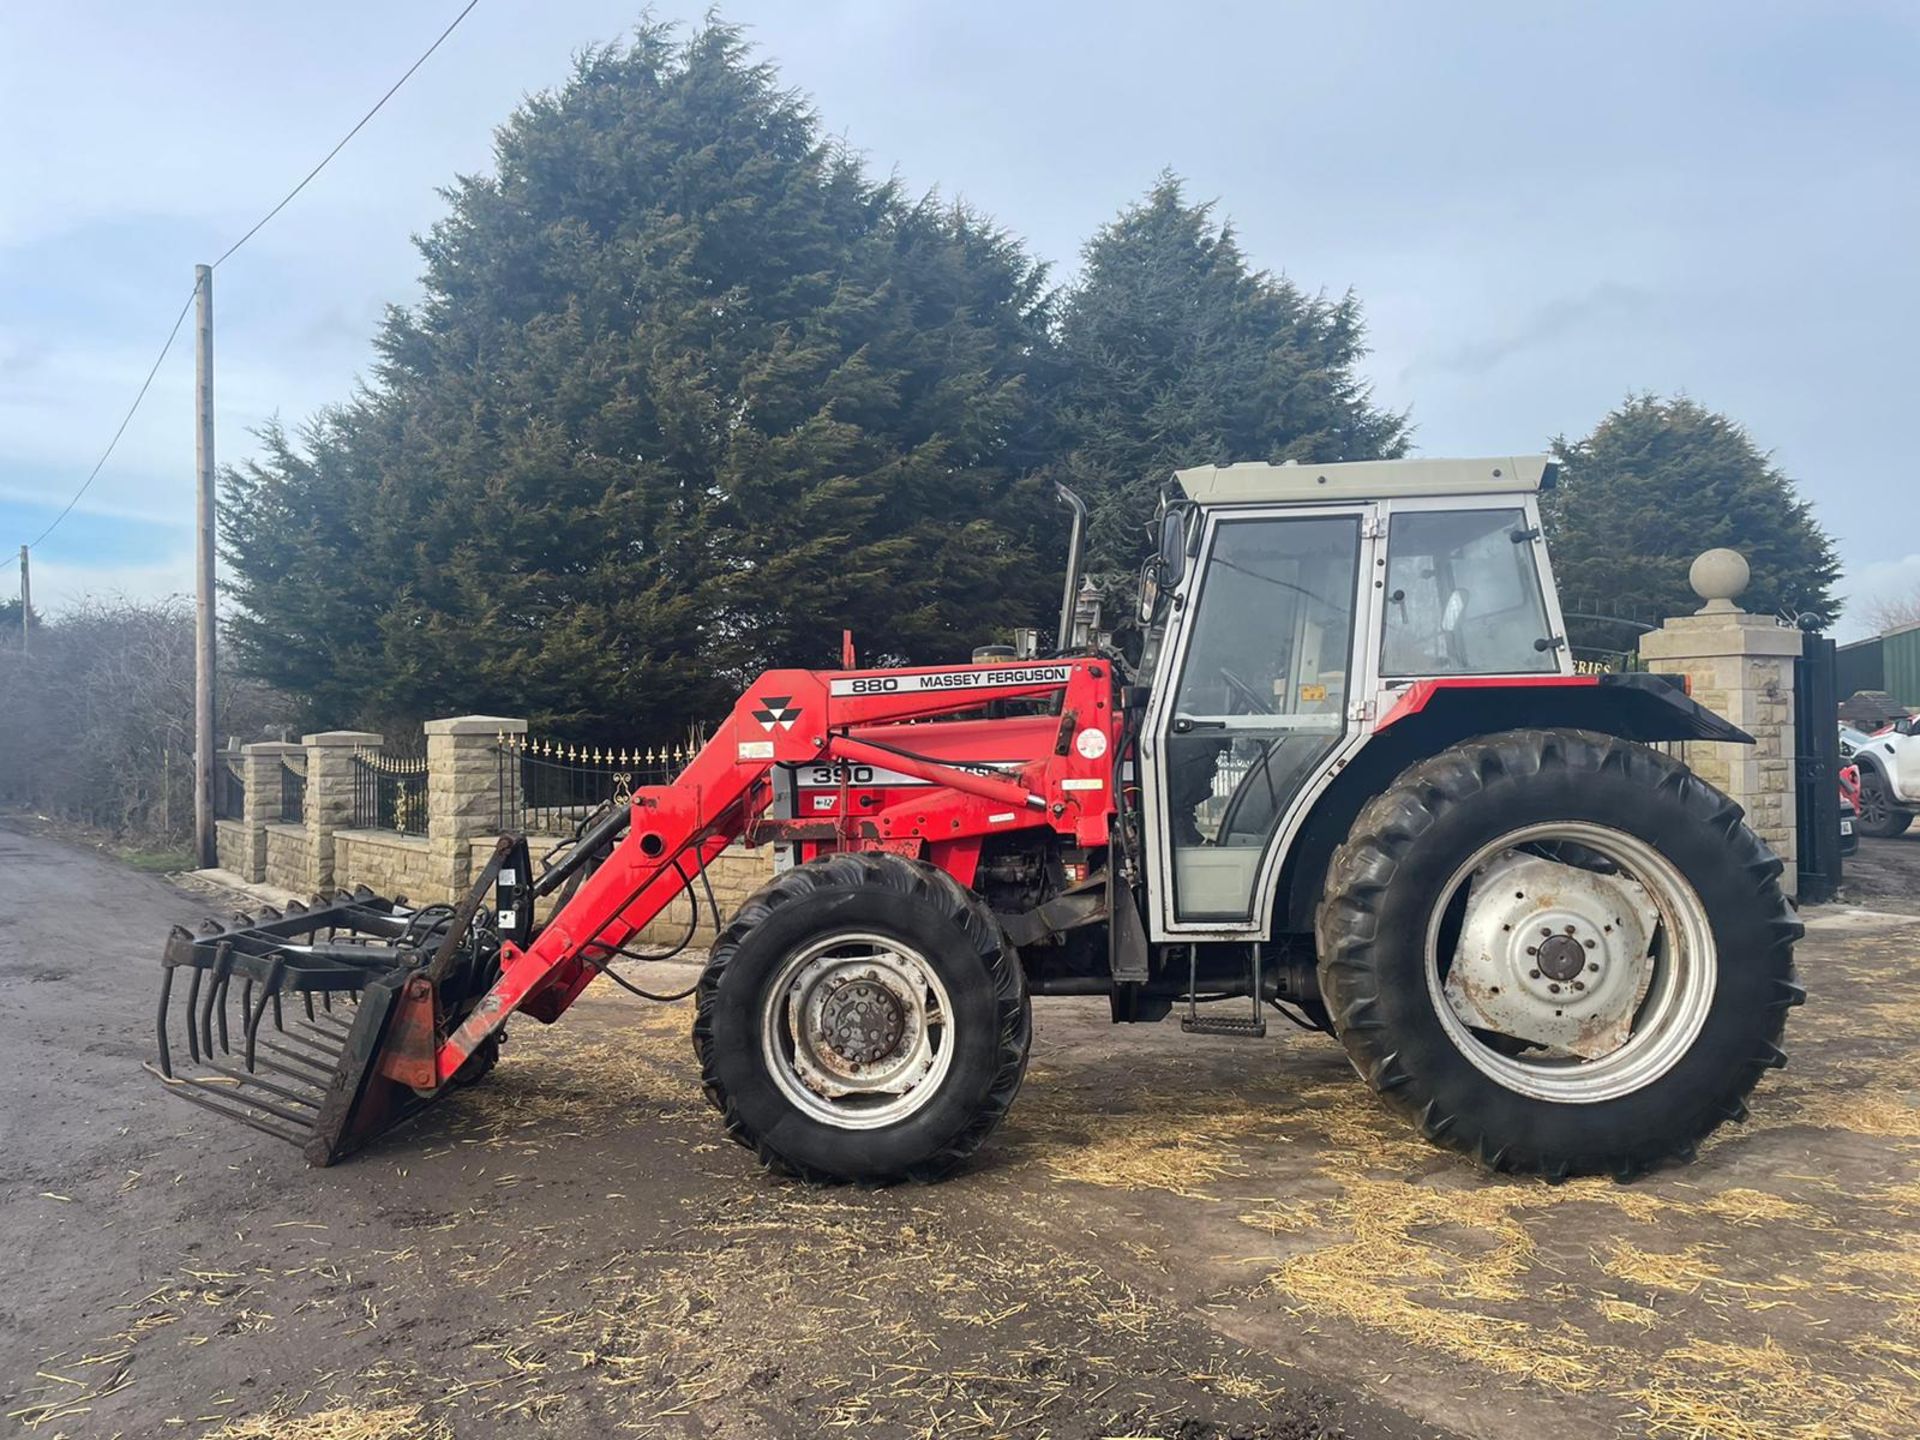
[1132,457,1569,938]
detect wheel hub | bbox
[1443,850,1662,1060]
[820,978,906,1064]
[764,937,953,1127]
[1534,933,1585,982]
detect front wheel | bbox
[1856,768,1914,838]
[1317,729,1803,1180]
[693,852,1030,1183]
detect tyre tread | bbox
[691,851,1029,1184]
[1316,727,1801,1180]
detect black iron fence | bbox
[351,748,427,836]
[280,753,306,825]
[496,734,696,834]
[214,753,246,821]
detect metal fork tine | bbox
[182,965,204,1065]
[255,1042,337,1082]
[204,1061,323,1108]
[155,966,177,1078]
[243,957,283,1071]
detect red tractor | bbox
[152,456,1801,1182]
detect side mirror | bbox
[1158,510,1187,587]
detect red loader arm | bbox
[434,657,1122,1082]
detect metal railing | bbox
[280,754,306,825]
[496,733,697,834]
[351,749,427,836]
[214,754,246,821]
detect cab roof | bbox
[1173,455,1555,506]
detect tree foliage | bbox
[220,29,1428,736]
[0,598,289,839]
[1544,396,1840,638]
[1047,176,1408,584]
[224,22,1057,737]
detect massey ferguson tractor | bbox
[151,455,1802,1183]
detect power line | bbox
[19,0,483,555]
[24,289,196,551]
[211,0,481,270]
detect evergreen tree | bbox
[222,22,1056,737]
[1544,396,1839,638]
[1047,176,1408,586]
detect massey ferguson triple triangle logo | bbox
[751,696,801,732]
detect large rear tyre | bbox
[693,852,1030,1183]
[1856,768,1914,838]
[1316,728,1803,1180]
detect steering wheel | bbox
[1218,667,1272,715]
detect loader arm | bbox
[433,658,1120,1084]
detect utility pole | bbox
[16,545,28,653]
[193,264,216,869]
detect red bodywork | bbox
[435,659,1121,1081]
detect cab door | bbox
[1139,506,1376,936]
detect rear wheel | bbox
[694,852,1030,1183]
[1317,728,1803,1180]
[1856,768,1914,838]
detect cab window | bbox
[1381,508,1557,677]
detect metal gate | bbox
[1795,633,1842,903]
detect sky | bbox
[2,1,1916,638]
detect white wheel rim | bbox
[760,931,956,1130]
[1424,822,1717,1104]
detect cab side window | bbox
[1381,508,1557,677]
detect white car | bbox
[1839,716,1920,838]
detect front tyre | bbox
[1317,728,1803,1180]
[693,852,1030,1183]
[1856,767,1914,838]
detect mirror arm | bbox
[1053,482,1089,654]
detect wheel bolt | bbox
[1572,980,1586,992]
[1549,983,1562,994]
[1541,927,1553,937]
[1527,946,1538,955]
[1564,925,1577,935]
[1584,939,1596,949]
[1529,969,1541,979]
[1588,963,1600,973]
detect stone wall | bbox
[214,818,250,875]
[334,829,435,903]
[1639,551,1803,894]
[264,822,311,894]
[630,845,776,946]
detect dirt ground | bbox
[1836,830,1920,916]
[4,819,1920,1440]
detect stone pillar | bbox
[238,741,301,883]
[1638,549,1803,893]
[305,730,383,893]
[426,715,527,904]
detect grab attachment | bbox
[148,845,522,1164]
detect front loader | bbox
[151,455,1803,1182]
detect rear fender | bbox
[1275,674,1751,935]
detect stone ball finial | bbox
[1689,548,1750,614]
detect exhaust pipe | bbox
[1053,482,1088,654]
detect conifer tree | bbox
[222,22,1056,735]
[1047,175,1408,586]
[1544,395,1839,637]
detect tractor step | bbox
[1180,1011,1268,1038]
[1179,942,1268,1038]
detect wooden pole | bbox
[16,545,28,653]
[193,265,216,868]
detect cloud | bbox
[1839,554,1920,642]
